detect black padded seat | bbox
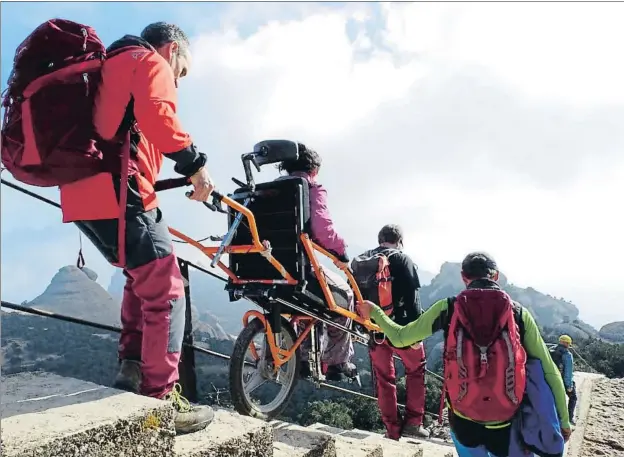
[228,176,311,283]
[227,175,352,320]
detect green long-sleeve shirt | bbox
[370,298,571,429]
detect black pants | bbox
[74,207,173,269]
[450,411,511,457]
[567,381,577,421]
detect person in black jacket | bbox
[353,224,429,440]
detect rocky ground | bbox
[425,410,452,443]
[578,377,624,457]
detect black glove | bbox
[167,143,207,177]
[337,253,350,263]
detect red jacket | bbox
[60,35,204,222]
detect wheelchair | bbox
[168,140,381,420]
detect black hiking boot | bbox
[325,362,359,383]
[300,361,312,379]
[113,359,141,394]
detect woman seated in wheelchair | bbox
[276,144,358,382]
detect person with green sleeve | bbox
[357,252,572,457]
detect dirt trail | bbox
[574,377,624,457]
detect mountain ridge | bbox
[20,262,624,346]
[23,265,233,341]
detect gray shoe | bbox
[402,424,431,439]
[164,383,215,435]
[113,359,141,394]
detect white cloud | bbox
[2,3,623,328]
[188,11,428,138]
[381,2,624,105]
[167,2,624,328]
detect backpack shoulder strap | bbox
[510,300,525,345]
[447,296,456,316]
[383,247,401,256]
[441,296,457,341]
[442,294,523,341]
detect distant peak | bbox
[80,267,98,282]
[55,265,98,282]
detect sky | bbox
[2,1,624,328]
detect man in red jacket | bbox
[60,22,214,435]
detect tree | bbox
[339,397,382,431]
[299,400,354,429]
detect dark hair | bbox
[140,22,190,55]
[461,251,498,280]
[378,224,404,246]
[277,143,322,175]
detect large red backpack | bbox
[440,288,527,424]
[1,19,128,187]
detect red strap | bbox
[115,133,130,268]
[438,380,446,425]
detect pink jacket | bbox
[289,172,348,257]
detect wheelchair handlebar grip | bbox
[185,190,223,200]
[185,189,226,213]
[154,177,191,192]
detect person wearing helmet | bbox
[550,335,577,425]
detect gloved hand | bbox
[336,253,350,263]
[329,250,350,268]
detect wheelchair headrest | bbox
[253,140,299,167]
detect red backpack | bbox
[351,249,400,318]
[440,288,527,424]
[1,19,128,187]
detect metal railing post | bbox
[177,258,198,403]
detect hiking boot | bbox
[164,383,215,435]
[325,362,358,382]
[113,359,141,394]
[384,432,400,441]
[300,361,312,379]
[402,424,431,439]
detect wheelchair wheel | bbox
[229,316,300,420]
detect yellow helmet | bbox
[559,334,572,346]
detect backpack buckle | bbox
[130,122,140,134]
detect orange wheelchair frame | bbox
[158,140,381,418]
[165,140,380,392]
[169,206,381,373]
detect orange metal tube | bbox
[310,240,365,305]
[300,234,339,312]
[242,311,280,365]
[241,310,310,369]
[221,195,263,250]
[168,227,239,281]
[301,234,381,332]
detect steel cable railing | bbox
[1,177,444,419]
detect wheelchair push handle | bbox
[153,176,192,192]
[185,189,227,213]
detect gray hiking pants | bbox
[298,268,355,366]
